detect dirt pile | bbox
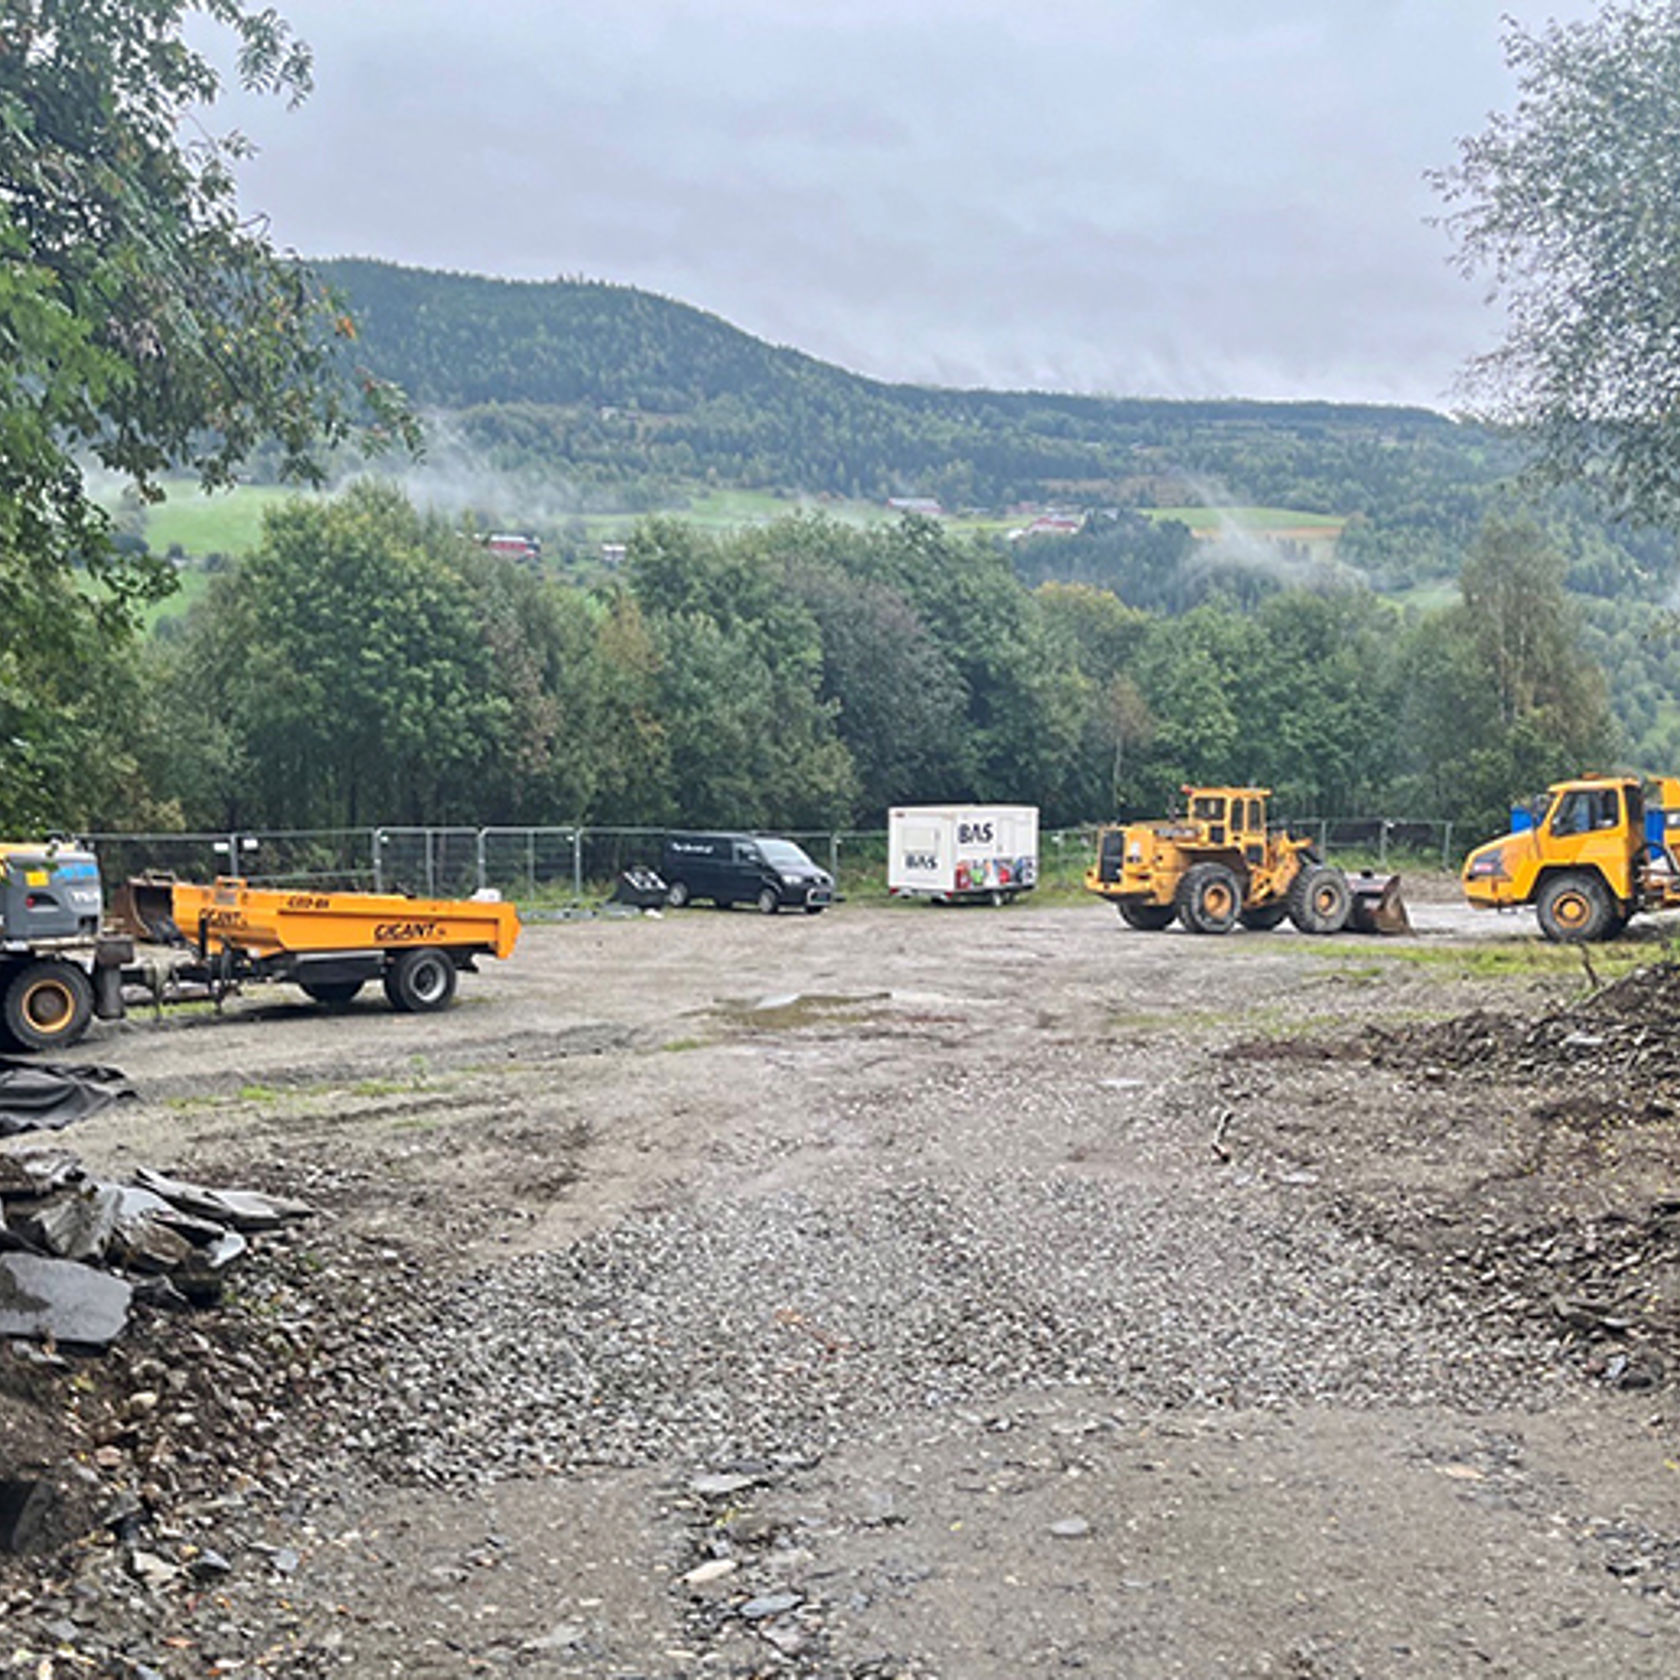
[1363,960,1680,1098]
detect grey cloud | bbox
[213,0,1603,405]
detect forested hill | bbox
[315,257,1485,533]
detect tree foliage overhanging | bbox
[1433,0,1680,523]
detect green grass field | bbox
[141,483,317,558]
[1144,506,1346,539]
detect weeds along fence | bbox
[79,817,1465,906]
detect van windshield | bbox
[759,839,818,871]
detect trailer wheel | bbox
[1239,903,1290,932]
[3,960,95,1052]
[1536,871,1615,943]
[301,979,364,1007]
[666,880,691,909]
[1288,866,1352,935]
[383,947,459,1013]
[1176,863,1242,935]
[1118,901,1177,931]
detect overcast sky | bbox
[212,0,1601,409]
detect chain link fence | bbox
[78,817,1464,906]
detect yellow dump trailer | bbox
[112,877,520,1013]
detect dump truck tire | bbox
[1288,866,1352,934]
[1536,871,1615,943]
[1118,901,1177,931]
[1239,903,1290,931]
[1176,862,1242,935]
[383,947,459,1013]
[2,959,95,1052]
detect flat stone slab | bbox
[0,1253,131,1348]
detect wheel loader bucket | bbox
[1346,872,1410,935]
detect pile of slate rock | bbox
[0,1150,312,1353]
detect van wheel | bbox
[2,959,95,1052]
[383,947,458,1013]
[756,887,780,915]
[666,880,690,908]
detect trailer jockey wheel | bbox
[382,947,459,1013]
[3,960,95,1051]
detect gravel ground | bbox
[4,895,1680,1677]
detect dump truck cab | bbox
[1462,772,1665,940]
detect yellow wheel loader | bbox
[1085,786,1409,936]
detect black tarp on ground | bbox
[0,1059,135,1136]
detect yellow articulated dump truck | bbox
[1462,772,1680,941]
[1085,786,1408,936]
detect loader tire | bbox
[1536,871,1615,943]
[2,959,95,1052]
[383,947,459,1013]
[1288,866,1352,935]
[1176,862,1242,935]
[1239,903,1290,932]
[1118,900,1177,932]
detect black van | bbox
[660,833,834,914]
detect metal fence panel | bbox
[76,816,1468,906]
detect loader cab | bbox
[1183,786,1270,863]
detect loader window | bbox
[1190,797,1225,825]
[1247,799,1263,831]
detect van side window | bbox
[734,841,760,864]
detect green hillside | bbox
[301,259,1677,602]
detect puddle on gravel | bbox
[713,990,893,1030]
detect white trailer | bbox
[887,805,1039,904]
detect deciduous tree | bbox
[1432,1,1680,520]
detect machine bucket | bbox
[1346,872,1410,935]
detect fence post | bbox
[527,829,536,900]
[1442,821,1453,873]
[1380,820,1388,868]
[573,828,584,903]
[830,832,841,886]
[425,830,436,898]
[475,829,488,894]
[372,829,384,894]
[1319,819,1329,856]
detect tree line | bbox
[22,482,1611,847]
